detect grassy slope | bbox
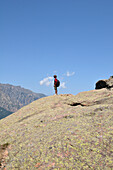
[0,89,113,169]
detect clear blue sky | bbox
[1,0,113,96]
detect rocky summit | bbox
[0,89,113,169]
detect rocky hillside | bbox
[0,83,46,119]
[0,89,113,169]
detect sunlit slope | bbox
[0,89,113,169]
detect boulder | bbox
[95,76,113,89]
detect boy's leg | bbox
[54,86,57,95]
[55,89,57,95]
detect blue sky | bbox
[1,0,113,96]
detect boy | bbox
[54,75,58,95]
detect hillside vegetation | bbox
[0,89,113,169]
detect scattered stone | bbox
[0,143,10,169]
[64,115,74,119]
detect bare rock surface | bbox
[0,89,113,169]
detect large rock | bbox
[95,76,113,89]
[0,89,113,169]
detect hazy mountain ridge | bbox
[0,107,12,120]
[0,89,113,169]
[0,83,46,119]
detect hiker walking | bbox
[53,75,60,95]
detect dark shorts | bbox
[54,85,57,90]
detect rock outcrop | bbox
[0,89,113,169]
[95,76,113,89]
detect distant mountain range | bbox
[0,106,13,120]
[0,83,46,119]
